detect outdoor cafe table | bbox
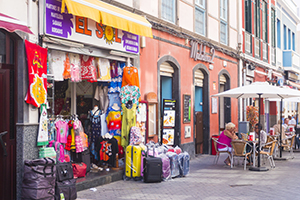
[241,139,258,167]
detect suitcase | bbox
[178,152,190,176]
[166,152,180,178]
[143,157,162,183]
[125,145,143,178]
[56,162,74,182]
[72,149,91,173]
[55,179,77,200]
[158,154,171,180]
[21,158,56,200]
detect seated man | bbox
[288,115,296,127]
[255,123,267,148]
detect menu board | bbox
[161,99,176,146]
[183,94,191,123]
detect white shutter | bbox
[220,74,226,84]
[194,70,204,87]
[160,62,174,77]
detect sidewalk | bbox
[77,151,299,199]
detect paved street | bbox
[77,152,299,200]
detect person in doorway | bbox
[254,123,267,148]
[217,122,238,166]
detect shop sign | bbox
[44,0,139,54]
[162,99,176,146]
[287,72,298,81]
[190,41,215,63]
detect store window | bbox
[0,30,14,65]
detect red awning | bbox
[0,13,33,34]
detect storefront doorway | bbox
[0,31,16,200]
[158,58,180,147]
[219,71,231,132]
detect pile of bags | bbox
[125,141,190,183]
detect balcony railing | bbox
[283,50,300,73]
[245,32,252,54]
[254,37,260,58]
[271,47,276,65]
[262,42,268,61]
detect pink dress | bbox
[217,130,232,150]
[55,120,68,144]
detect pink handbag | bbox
[72,162,87,178]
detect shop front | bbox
[22,0,153,191]
[139,28,239,156]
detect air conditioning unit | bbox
[246,64,255,77]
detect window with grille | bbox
[195,7,205,36]
[263,42,268,61]
[220,0,227,21]
[245,0,252,33]
[220,21,227,45]
[255,37,260,58]
[162,0,176,23]
[255,0,260,38]
[195,0,205,8]
[245,32,252,54]
[262,1,267,42]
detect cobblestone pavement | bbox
[77,151,300,200]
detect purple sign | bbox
[122,31,139,54]
[45,0,73,38]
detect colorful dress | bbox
[106,106,122,145]
[90,110,101,143]
[119,85,141,108]
[121,103,137,148]
[55,120,68,144]
[80,55,97,81]
[108,62,125,93]
[69,53,81,82]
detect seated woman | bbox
[217,122,238,166]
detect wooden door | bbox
[195,112,203,154]
[0,69,16,200]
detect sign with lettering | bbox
[162,99,176,146]
[44,0,139,54]
[183,94,191,123]
[190,41,215,63]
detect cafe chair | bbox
[230,140,252,170]
[281,135,296,159]
[212,138,232,165]
[259,140,277,168]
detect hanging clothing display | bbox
[121,103,137,148]
[119,85,141,108]
[24,40,48,108]
[121,66,140,88]
[108,93,121,108]
[69,53,81,82]
[55,119,68,144]
[80,55,97,81]
[90,109,101,143]
[62,53,71,79]
[100,113,108,137]
[108,62,125,93]
[94,85,109,113]
[95,58,111,81]
[37,104,49,146]
[48,50,65,81]
[96,136,119,167]
[106,106,122,145]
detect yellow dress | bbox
[121,103,137,148]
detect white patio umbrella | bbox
[268,95,300,158]
[212,82,300,171]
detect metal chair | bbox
[259,140,277,168]
[212,138,232,165]
[231,140,252,170]
[281,135,296,159]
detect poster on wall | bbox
[162,129,174,145]
[161,99,176,146]
[44,0,139,54]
